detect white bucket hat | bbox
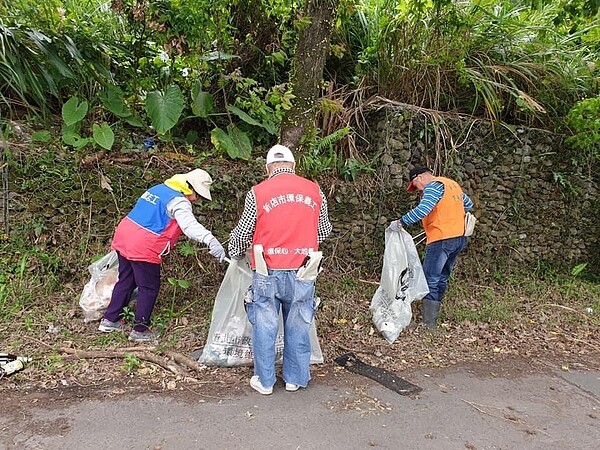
[186,169,213,200]
[266,144,295,165]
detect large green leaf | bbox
[227,105,277,135]
[99,86,131,118]
[92,122,114,150]
[123,114,145,128]
[191,83,214,118]
[62,131,89,149]
[62,96,88,126]
[145,84,184,135]
[210,124,252,160]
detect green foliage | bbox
[122,306,135,323]
[566,96,600,163]
[0,23,76,113]
[99,86,144,127]
[227,105,277,136]
[121,353,142,373]
[571,262,588,277]
[31,131,52,142]
[210,125,253,160]
[167,277,190,290]
[145,84,185,135]
[178,242,196,257]
[60,95,115,151]
[0,239,62,327]
[337,0,598,128]
[191,84,214,118]
[301,127,373,180]
[450,297,514,323]
[228,80,295,141]
[341,157,375,181]
[92,123,115,150]
[3,0,598,163]
[552,171,579,194]
[62,97,88,126]
[0,1,116,115]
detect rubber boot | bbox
[422,299,441,329]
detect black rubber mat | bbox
[334,352,422,396]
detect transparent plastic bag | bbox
[79,251,119,322]
[198,259,323,366]
[370,228,429,343]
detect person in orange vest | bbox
[390,166,473,329]
[98,169,226,342]
[229,145,332,394]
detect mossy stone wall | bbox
[319,105,599,278]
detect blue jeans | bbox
[422,236,468,303]
[246,270,316,389]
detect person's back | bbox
[252,172,322,270]
[390,166,473,329]
[229,145,332,394]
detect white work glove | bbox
[389,220,403,232]
[208,238,226,262]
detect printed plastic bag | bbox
[370,228,429,343]
[198,259,324,366]
[79,251,119,322]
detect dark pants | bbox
[422,236,468,303]
[104,252,161,332]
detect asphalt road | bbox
[1,362,599,450]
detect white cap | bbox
[266,144,295,165]
[186,169,213,200]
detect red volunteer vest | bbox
[422,177,465,244]
[252,173,321,270]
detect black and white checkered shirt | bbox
[228,167,332,258]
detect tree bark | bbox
[280,0,339,153]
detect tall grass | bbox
[337,0,598,128]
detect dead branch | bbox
[59,347,181,376]
[538,303,600,327]
[162,350,205,373]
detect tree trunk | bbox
[280,0,339,153]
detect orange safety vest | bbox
[252,173,321,270]
[422,177,465,244]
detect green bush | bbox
[566,96,600,164]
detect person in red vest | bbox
[98,169,226,342]
[390,166,473,329]
[229,145,332,394]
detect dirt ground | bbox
[2,310,599,403]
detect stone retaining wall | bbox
[320,105,599,278]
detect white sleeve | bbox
[167,197,214,245]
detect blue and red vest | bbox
[252,173,321,269]
[111,184,184,264]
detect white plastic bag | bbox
[464,212,477,237]
[79,251,119,322]
[198,259,324,366]
[370,228,429,343]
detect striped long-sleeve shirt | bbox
[401,181,473,226]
